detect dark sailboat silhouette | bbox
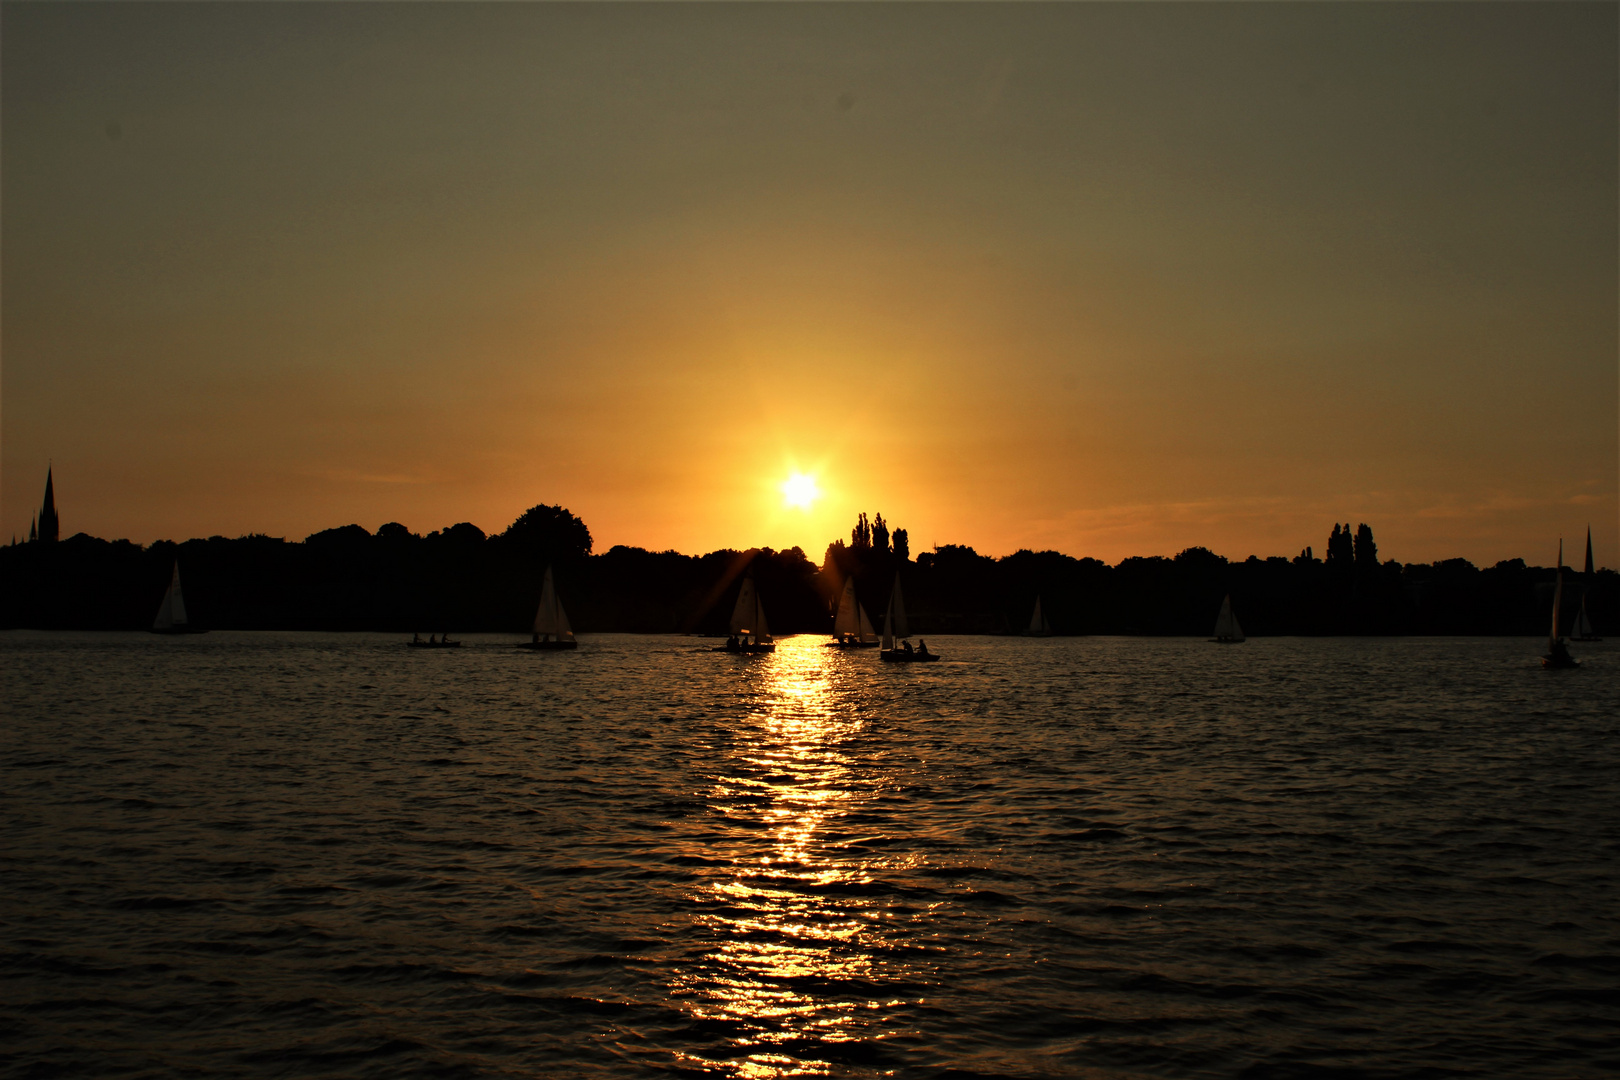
[521,565,577,650]
[150,560,206,634]
[880,575,939,663]
[1023,595,1053,637]
[1571,526,1601,642]
[1542,541,1578,669]
[826,576,880,647]
[1210,594,1245,643]
[715,571,774,653]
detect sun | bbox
[781,472,821,511]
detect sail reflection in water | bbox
[671,637,911,1077]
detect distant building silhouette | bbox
[37,468,59,543]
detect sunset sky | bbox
[4,2,1615,565]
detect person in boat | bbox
[917,639,929,656]
[412,632,420,643]
[902,640,913,654]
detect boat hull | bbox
[824,639,881,649]
[881,650,939,663]
[521,640,577,650]
[150,626,207,635]
[1210,636,1246,644]
[1542,654,1580,669]
[406,640,462,649]
[713,643,775,654]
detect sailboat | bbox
[1542,540,1579,669]
[1023,595,1053,636]
[826,576,880,648]
[1572,526,1601,642]
[150,560,206,635]
[880,575,939,663]
[521,565,577,650]
[1210,594,1245,643]
[715,571,775,653]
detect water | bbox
[2,632,1616,1079]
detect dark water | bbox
[2,632,1616,1079]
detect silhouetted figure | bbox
[917,639,929,656]
[902,640,913,654]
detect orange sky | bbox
[3,3,1616,566]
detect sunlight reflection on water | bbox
[674,637,890,1078]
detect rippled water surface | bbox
[3,632,1617,1079]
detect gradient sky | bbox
[4,2,1616,565]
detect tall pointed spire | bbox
[38,468,59,543]
[1584,526,1595,577]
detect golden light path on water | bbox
[671,635,905,1078]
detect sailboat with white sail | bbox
[1543,540,1578,669]
[521,565,577,650]
[826,576,880,648]
[716,571,774,653]
[1572,526,1601,642]
[1023,595,1052,637]
[150,560,205,635]
[1210,594,1245,643]
[880,575,938,663]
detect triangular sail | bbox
[1549,542,1564,650]
[857,600,877,642]
[881,590,894,651]
[1574,594,1593,638]
[153,562,186,630]
[1585,527,1595,577]
[753,584,771,639]
[834,578,859,636]
[889,576,910,640]
[1027,596,1050,634]
[1213,594,1243,641]
[533,566,573,639]
[731,574,768,636]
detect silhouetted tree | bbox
[498,504,592,562]
[1354,523,1378,568]
[1326,524,1354,570]
[892,527,910,562]
[851,513,871,550]
[871,513,890,555]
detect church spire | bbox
[39,467,60,543]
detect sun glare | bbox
[781,473,821,511]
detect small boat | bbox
[1210,594,1245,643]
[715,571,775,653]
[1543,541,1578,669]
[407,633,461,649]
[521,565,577,650]
[1572,526,1602,642]
[880,575,939,663]
[826,576,880,647]
[150,560,206,635]
[1023,595,1053,636]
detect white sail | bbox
[1027,596,1050,635]
[1213,594,1244,641]
[731,574,768,637]
[153,562,187,630]
[834,578,859,637]
[857,601,876,642]
[1574,594,1593,638]
[533,566,573,639]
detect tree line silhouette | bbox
[1,504,1611,636]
